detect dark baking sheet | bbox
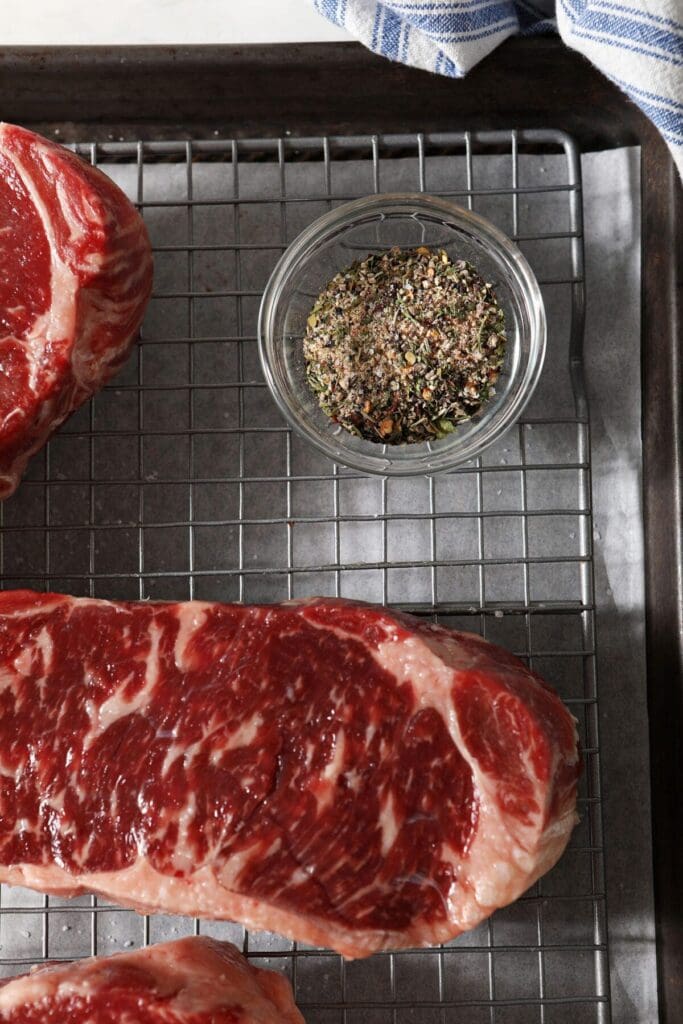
[0,36,679,1021]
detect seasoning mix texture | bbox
[303,246,507,444]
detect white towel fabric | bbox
[313,0,683,177]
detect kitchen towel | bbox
[313,0,683,177]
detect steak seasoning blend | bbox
[303,246,506,444]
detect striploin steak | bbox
[0,123,153,498]
[0,591,580,958]
[0,936,304,1023]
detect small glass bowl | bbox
[258,194,546,476]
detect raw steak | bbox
[0,936,303,1023]
[0,123,153,498]
[0,590,580,959]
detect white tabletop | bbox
[3,0,351,46]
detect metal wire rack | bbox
[0,129,611,1022]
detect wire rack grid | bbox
[0,129,611,1023]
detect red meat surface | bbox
[0,123,152,498]
[0,591,580,958]
[0,937,303,1023]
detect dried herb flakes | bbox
[303,246,506,445]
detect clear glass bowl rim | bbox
[258,192,547,476]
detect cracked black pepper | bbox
[303,246,507,445]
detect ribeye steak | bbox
[0,123,153,498]
[0,590,580,958]
[0,936,303,1023]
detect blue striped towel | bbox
[314,0,683,177]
